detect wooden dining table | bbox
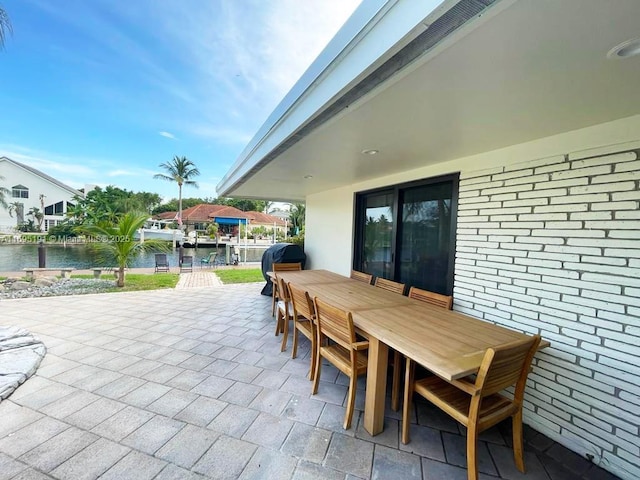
[275,269,545,436]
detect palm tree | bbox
[7,201,24,225]
[80,213,169,287]
[290,203,306,235]
[154,156,200,229]
[0,6,12,50]
[0,175,10,209]
[27,207,44,231]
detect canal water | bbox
[0,244,220,271]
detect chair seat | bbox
[320,344,368,377]
[415,373,521,428]
[277,300,294,317]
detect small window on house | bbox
[12,185,29,199]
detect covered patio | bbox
[216,1,640,478]
[0,285,616,479]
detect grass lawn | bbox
[72,273,180,291]
[215,268,264,284]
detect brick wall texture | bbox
[454,147,640,479]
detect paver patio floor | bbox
[0,283,618,479]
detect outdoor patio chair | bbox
[288,282,317,380]
[373,277,406,411]
[180,255,193,272]
[408,286,453,309]
[271,262,302,316]
[374,277,405,295]
[154,253,169,273]
[200,251,218,269]
[275,276,294,351]
[402,335,542,480]
[390,286,455,410]
[312,297,368,429]
[350,270,373,285]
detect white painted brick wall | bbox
[455,147,640,479]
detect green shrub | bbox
[289,234,304,250]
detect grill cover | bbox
[260,243,306,296]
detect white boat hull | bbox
[134,228,184,242]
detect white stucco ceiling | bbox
[218,0,640,201]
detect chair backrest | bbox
[475,335,541,399]
[374,277,405,295]
[350,270,373,285]
[273,262,302,272]
[206,252,217,261]
[276,275,291,302]
[408,286,453,310]
[155,254,168,265]
[181,255,193,266]
[288,282,315,321]
[314,297,356,349]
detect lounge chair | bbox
[154,254,170,273]
[180,255,193,272]
[200,252,218,269]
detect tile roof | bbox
[153,205,285,226]
[245,211,286,226]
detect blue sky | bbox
[0,0,361,201]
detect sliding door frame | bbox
[352,173,459,295]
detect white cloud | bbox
[187,125,253,145]
[103,1,362,141]
[159,131,176,139]
[107,169,137,177]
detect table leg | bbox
[364,336,388,435]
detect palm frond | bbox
[0,7,13,49]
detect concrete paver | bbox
[0,282,621,480]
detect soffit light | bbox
[607,38,640,59]
[361,149,379,155]
[303,175,313,179]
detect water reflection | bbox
[0,244,212,271]
[0,244,269,271]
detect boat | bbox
[134,220,185,242]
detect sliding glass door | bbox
[353,174,458,295]
[358,191,394,279]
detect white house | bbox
[0,156,83,233]
[218,1,640,479]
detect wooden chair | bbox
[350,270,373,285]
[391,287,455,410]
[408,286,453,310]
[275,276,294,352]
[373,277,406,410]
[288,282,317,380]
[312,297,368,429]
[271,262,302,316]
[402,335,542,480]
[374,277,405,295]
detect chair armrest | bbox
[448,377,478,396]
[353,341,370,351]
